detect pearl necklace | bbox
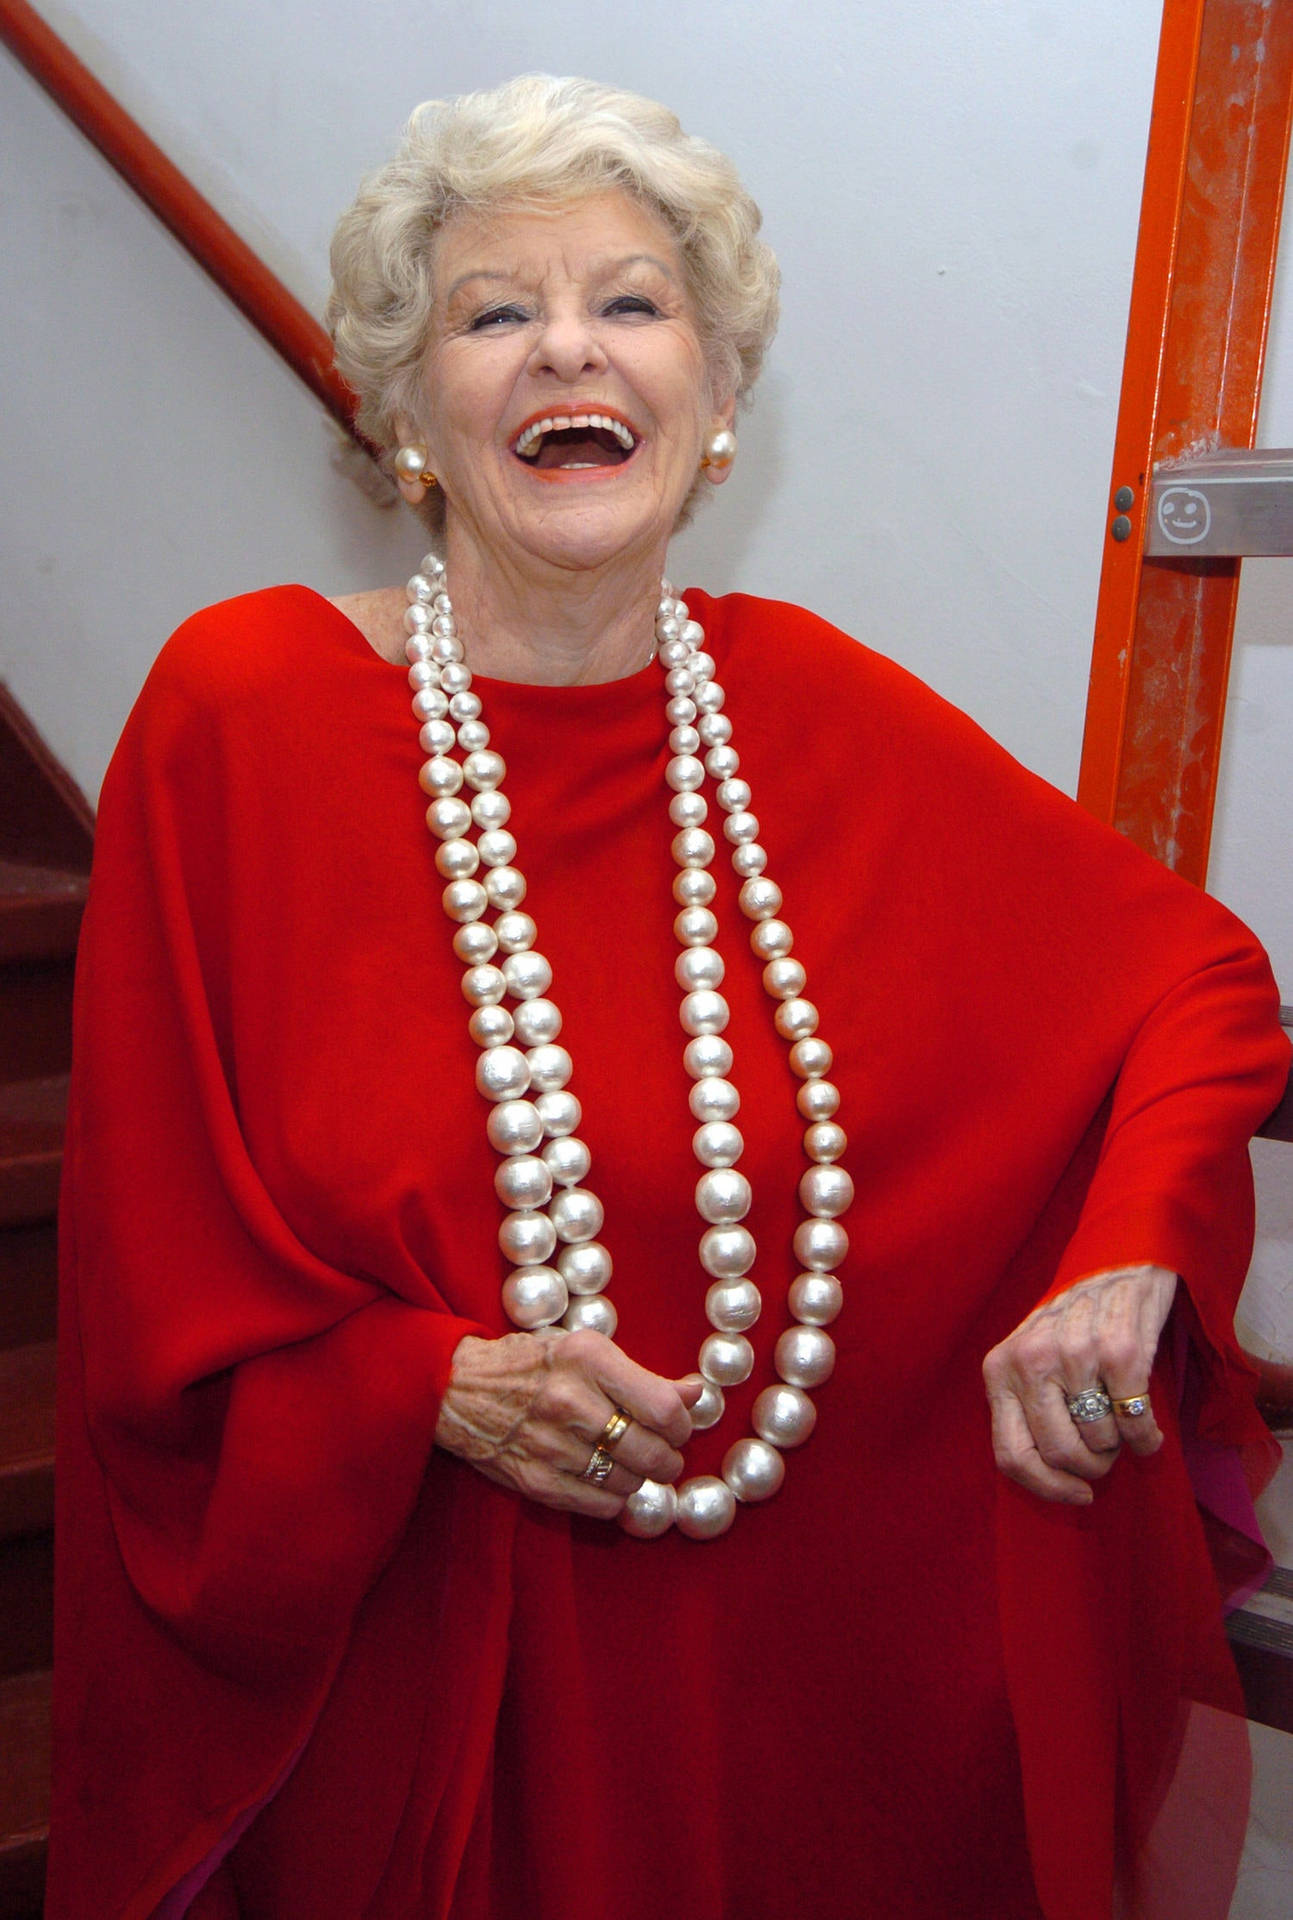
[404,553,852,1542]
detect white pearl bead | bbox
[679,989,729,1036]
[672,828,715,869]
[471,790,511,830]
[723,810,760,845]
[468,1005,513,1049]
[494,1155,553,1210]
[449,691,480,722]
[558,1240,612,1294]
[796,1078,841,1121]
[693,1121,744,1167]
[476,829,518,868]
[716,777,752,814]
[722,1437,785,1503]
[776,1325,836,1389]
[564,1294,617,1337]
[542,1135,591,1187]
[731,842,768,877]
[793,1219,848,1272]
[669,791,708,830]
[405,633,433,666]
[502,950,552,999]
[494,911,535,952]
[699,1226,756,1280]
[738,876,782,918]
[418,552,445,578]
[673,868,716,907]
[406,569,435,599]
[695,681,725,713]
[674,906,718,946]
[416,697,451,733]
[475,1046,530,1102]
[666,754,705,792]
[526,1044,572,1092]
[675,1477,736,1540]
[675,946,725,992]
[788,1273,843,1326]
[705,1276,761,1331]
[689,1380,725,1429]
[440,663,472,696]
[435,837,479,880]
[804,1120,847,1162]
[705,745,739,780]
[408,660,437,691]
[463,749,505,791]
[461,963,506,1006]
[690,651,716,684]
[484,867,527,910]
[486,1099,543,1153]
[512,998,561,1046]
[789,1038,832,1079]
[774,998,818,1041]
[695,1168,752,1224]
[665,667,695,698]
[501,1266,568,1329]
[669,725,701,755]
[698,712,732,746]
[683,1034,733,1079]
[411,688,442,722]
[666,696,697,725]
[442,879,488,924]
[688,1076,740,1123]
[536,1090,580,1136]
[456,719,489,752]
[749,918,793,960]
[799,1165,855,1219]
[499,1210,557,1266]
[620,1479,678,1538]
[763,957,807,999]
[453,921,498,964]
[426,797,472,840]
[419,721,455,756]
[550,1188,604,1244]
[752,1383,818,1448]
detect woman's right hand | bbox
[434,1329,704,1517]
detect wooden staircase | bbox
[0,688,92,1918]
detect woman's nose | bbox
[526,309,608,381]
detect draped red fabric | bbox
[49,588,1287,1919]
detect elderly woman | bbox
[50,75,1287,1920]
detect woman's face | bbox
[407,192,728,579]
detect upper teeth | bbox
[513,412,637,457]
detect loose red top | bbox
[50,588,1288,1919]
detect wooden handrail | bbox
[0,0,378,458]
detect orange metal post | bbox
[1077,0,1293,883]
[0,0,376,457]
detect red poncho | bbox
[50,588,1288,1919]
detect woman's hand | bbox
[982,1264,1177,1506]
[434,1328,704,1518]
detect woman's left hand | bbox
[981,1264,1177,1505]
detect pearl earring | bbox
[701,427,737,481]
[394,444,437,489]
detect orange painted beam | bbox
[0,0,377,458]
[1078,0,1293,883]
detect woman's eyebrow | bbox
[443,253,679,303]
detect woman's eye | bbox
[603,295,659,318]
[470,305,528,330]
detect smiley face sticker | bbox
[1156,485,1212,546]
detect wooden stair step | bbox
[0,1222,59,1351]
[0,1344,55,1544]
[0,862,87,964]
[0,1668,52,1916]
[0,1076,68,1232]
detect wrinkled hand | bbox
[434,1329,703,1518]
[982,1264,1177,1506]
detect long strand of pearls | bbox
[403,554,852,1542]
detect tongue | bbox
[532,427,626,470]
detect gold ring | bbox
[598,1406,631,1452]
[580,1446,615,1485]
[1112,1394,1150,1418]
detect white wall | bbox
[1,1,1289,1323]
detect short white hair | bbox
[327,75,780,531]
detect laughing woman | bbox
[50,75,1288,1920]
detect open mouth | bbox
[511,411,639,472]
